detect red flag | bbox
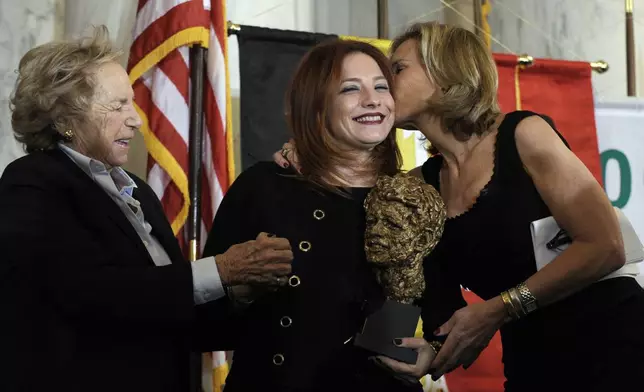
[494,54,602,184]
[518,59,602,184]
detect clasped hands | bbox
[377,300,506,381]
[216,232,294,302]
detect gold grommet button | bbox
[299,241,311,252]
[289,275,301,287]
[272,353,285,366]
[280,316,292,328]
[313,209,325,220]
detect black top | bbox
[203,162,421,392]
[0,149,235,392]
[419,111,644,388]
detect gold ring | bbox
[281,148,290,159]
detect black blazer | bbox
[0,149,235,392]
[202,162,421,392]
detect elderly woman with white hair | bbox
[0,26,293,392]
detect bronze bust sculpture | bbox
[364,173,447,304]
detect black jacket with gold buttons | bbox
[203,162,422,392]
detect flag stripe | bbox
[160,180,184,227]
[157,49,190,104]
[129,3,209,85]
[133,0,192,39]
[131,0,199,58]
[204,84,227,193]
[148,162,171,200]
[134,99,189,234]
[129,0,209,235]
[133,79,190,234]
[137,0,150,14]
[134,81,189,172]
[144,71,190,147]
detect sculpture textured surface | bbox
[364,173,447,304]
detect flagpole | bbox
[473,0,483,40]
[188,47,206,262]
[626,0,636,96]
[187,44,206,392]
[377,0,388,39]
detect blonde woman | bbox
[277,22,644,392]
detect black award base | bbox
[354,299,422,364]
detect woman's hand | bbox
[216,232,293,286]
[429,297,507,380]
[375,337,436,379]
[272,139,301,173]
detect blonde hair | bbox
[10,25,122,155]
[391,22,500,136]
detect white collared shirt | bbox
[59,143,224,304]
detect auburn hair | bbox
[285,39,401,192]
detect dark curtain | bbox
[235,25,337,170]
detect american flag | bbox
[127,0,233,391]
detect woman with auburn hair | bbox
[0,26,293,392]
[202,39,424,391]
[276,22,644,392]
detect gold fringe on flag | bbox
[223,7,236,183]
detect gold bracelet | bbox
[508,287,527,318]
[501,290,519,320]
[428,340,443,355]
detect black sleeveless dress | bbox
[420,111,644,391]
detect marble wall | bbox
[0,0,63,173]
[64,0,137,61]
[227,0,446,96]
[487,0,642,100]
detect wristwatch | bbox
[517,282,538,313]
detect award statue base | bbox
[354,299,422,364]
